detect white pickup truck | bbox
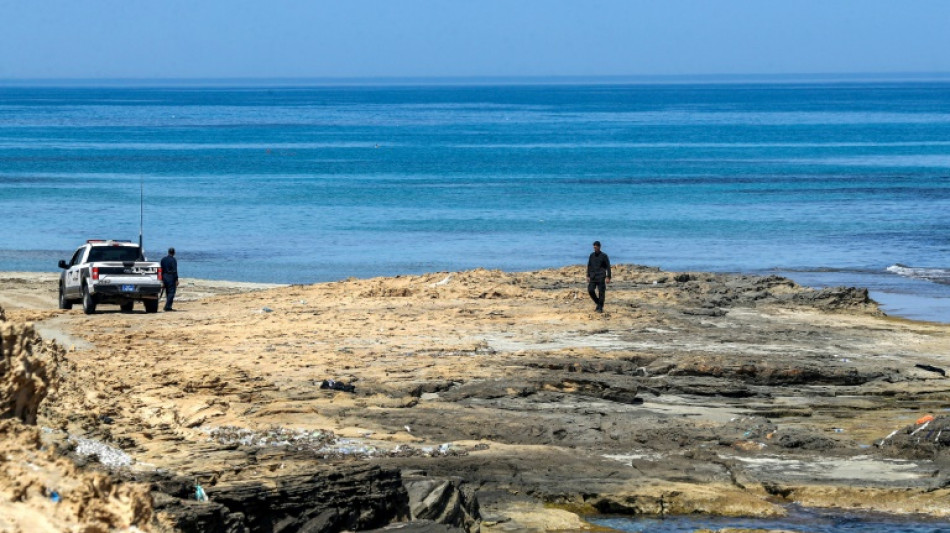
[58,240,164,314]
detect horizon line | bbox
[2,71,950,88]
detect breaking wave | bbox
[886,264,950,285]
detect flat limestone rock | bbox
[1,266,948,530]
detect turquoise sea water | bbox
[1,82,949,320]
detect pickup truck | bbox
[58,240,163,314]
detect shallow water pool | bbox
[590,506,950,533]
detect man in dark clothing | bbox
[587,241,611,313]
[160,247,179,311]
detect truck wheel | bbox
[59,284,73,310]
[144,299,158,314]
[82,284,97,315]
[120,301,134,313]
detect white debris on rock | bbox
[429,274,453,287]
[69,436,134,468]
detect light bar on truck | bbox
[86,239,134,245]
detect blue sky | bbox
[1,1,948,80]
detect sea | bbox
[1,81,949,322]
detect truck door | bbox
[65,247,84,296]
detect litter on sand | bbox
[320,379,356,393]
[914,363,946,377]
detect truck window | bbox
[69,248,83,267]
[86,247,142,263]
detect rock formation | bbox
[0,306,154,531]
[0,266,948,531]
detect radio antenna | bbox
[139,176,144,258]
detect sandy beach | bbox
[2,266,950,531]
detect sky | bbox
[1,0,949,80]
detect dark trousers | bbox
[163,279,177,310]
[588,280,606,309]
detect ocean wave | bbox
[795,155,950,168]
[887,264,950,285]
[449,141,950,149]
[774,267,877,274]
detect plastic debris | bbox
[260,307,273,313]
[915,363,946,377]
[916,414,935,425]
[69,436,133,468]
[49,490,60,503]
[320,379,355,393]
[878,428,900,446]
[910,421,931,436]
[195,484,208,502]
[430,273,453,287]
[201,425,477,460]
[204,425,338,450]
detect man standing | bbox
[160,247,179,312]
[587,241,611,313]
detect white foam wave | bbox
[799,155,950,167]
[887,264,950,285]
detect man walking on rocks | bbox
[587,240,611,313]
[160,247,179,312]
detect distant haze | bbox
[1,0,948,80]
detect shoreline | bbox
[871,290,950,325]
[4,266,949,325]
[769,268,950,324]
[2,265,950,531]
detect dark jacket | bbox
[160,255,178,283]
[587,251,611,282]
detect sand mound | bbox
[352,268,540,301]
[1,322,58,424]
[0,304,154,532]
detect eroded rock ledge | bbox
[0,314,153,531]
[2,266,949,532]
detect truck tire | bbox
[82,284,97,315]
[59,284,73,310]
[144,299,159,314]
[120,301,134,313]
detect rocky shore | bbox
[1,266,949,532]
